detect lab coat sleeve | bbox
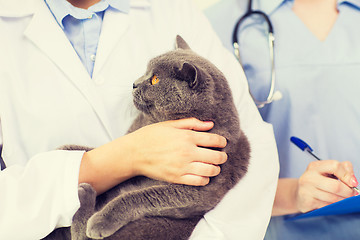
[170,1,280,239]
[0,4,83,238]
[0,148,83,240]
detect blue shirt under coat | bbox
[205,0,360,239]
[44,0,130,76]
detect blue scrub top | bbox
[205,0,360,239]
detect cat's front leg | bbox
[71,183,97,240]
[87,184,211,239]
[85,184,204,239]
[85,188,155,239]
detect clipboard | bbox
[289,195,360,220]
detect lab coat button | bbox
[90,54,96,62]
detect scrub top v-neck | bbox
[262,1,360,179]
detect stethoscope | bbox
[232,0,282,108]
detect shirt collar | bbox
[44,0,130,28]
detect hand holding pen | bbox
[290,136,360,213]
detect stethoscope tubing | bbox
[232,0,279,108]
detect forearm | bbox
[79,118,228,195]
[78,137,136,195]
[272,178,300,216]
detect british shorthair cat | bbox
[43,35,251,240]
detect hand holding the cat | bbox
[127,118,228,186]
[80,118,227,193]
[295,160,359,213]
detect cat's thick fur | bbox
[43,35,250,240]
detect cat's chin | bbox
[133,101,153,114]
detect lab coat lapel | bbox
[23,2,114,139]
[92,8,130,77]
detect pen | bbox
[290,136,360,194]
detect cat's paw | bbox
[71,184,97,240]
[86,214,124,239]
[78,183,97,208]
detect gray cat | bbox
[44,35,250,240]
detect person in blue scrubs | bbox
[206,0,360,239]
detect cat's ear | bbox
[175,35,191,50]
[177,62,199,89]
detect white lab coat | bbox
[0,0,279,239]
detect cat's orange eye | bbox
[151,75,160,85]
